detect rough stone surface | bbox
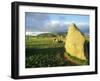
[65,23,86,60]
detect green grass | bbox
[25,35,89,68]
[26,47,69,68]
[25,36,70,68]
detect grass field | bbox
[25,34,89,68]
[25,35,75,68]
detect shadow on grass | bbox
[26,47,64,57]
[25,47,76,68]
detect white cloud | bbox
[50,20,59,25]
[78,22,88,26]
[63,21,88,26]
[26,31,50,36]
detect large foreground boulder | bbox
[65,23,86,62]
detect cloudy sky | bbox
[25,12,89,34]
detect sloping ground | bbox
[64,23,88,65]
[64,52,88,65]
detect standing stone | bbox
[65,23,86,60]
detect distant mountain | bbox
[26,31,67,37]
[37,33,57,37]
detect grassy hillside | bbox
[37,33,57,37]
